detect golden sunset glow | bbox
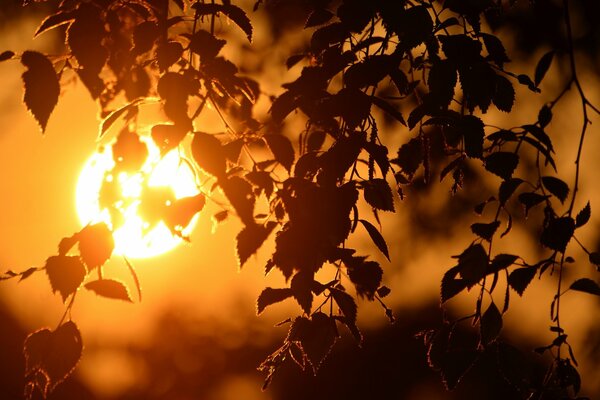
[76,137,200,259]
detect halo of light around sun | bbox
[76,136,200,259]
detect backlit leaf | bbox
[191,132,227,178]
[24,321,82,392]
[534,51,554,86]
[35,10,75,37]
[0,50,14,61]
[540,217,575,252]
[441,265,467,303]
[480,302,502,346]
[541,176,569,203]
[21,51,60,132]
[499,178,523,205]
[570,278,600,296]
[45,255,86,302]
[257,287,293,314]
[78,222,114,269]
[575,202,591,228]
[191,3,253,41]
[264,134,295,172]
[484,152,519,180]
[363,179,394,211]
[359,219,390,261]
[236,222,277,267]
[508,267,537,296]
[346,257,382,300]
[471,221,500,242]
[85,279,132,302]
[290,313,338,374]
[220,176,256,226]
[457,243,488,285]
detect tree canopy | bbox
[1,0,600,399]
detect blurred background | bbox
[1,0,600,399]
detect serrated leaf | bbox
[85,279,132,302]
[541,176,569,203]
[480,302,502,346]
[256,287,293,314]
[359,219,390,261]
[489,254,519,273]
[264,134,295,172]
[508,267,537,296]
[236,222,277,267]
[534,51,554,86]
[441,265,467,303]
[305,8,334,28]
[471,221,500,241]
[575,202,591,228]
[191,3,253,41]
[45,255,86,302]
[220,176,256,226]
[191,132,227,178]
[518,192,549,215]
[499,178,524,205]
[345,257,382,300]
[363,179,394,211]
[484,152,519,180]
[569,278,600,296]
[24,321,82,392]
[457,243,488,285]
[78,222,114,269]
[21,51,60,132]
[481,33,509,67]
[35,10,75,37]
[540,217,575,252]
[493,74,515,112]
[371,96,406,126]
[99,99,141,138]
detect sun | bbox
[76,133,202,259]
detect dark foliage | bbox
[2,0,600,399]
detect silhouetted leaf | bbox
[45,255,86,302]
[270,90,297,123]
[359,219,390,261]
[191,132,227,178]
[85,279,132,302]
[534,51,554,86]
[21,51,60,132]
[0,50,14,61]
[508,267,537,296]
[286,54,305,70]
[518,192,549,215]
[589,252,600,270]
[151,123,188,154]
[191,3,253,41]
[345,55,396,89]
[522,124,553,151]
[371,96,406,126]
[394,136,423,177]
[497,342,533,391]
[538,105,552,128]
[480,302,502,346]
[264,134,295,172]
[291,271,314,314]
[392,5,433,48]
[541,176,569,203]
[236,222,277,267]
[377,286,391,298]
[471,221,500,241]
[363,179,395,211]
[290,313,338,374]
[220,176,255,226]
[132,21,159,54]
[499,178,524,205]
[256,287,293,314]
[481,33,509,67]
[517,74,538,92]
[99,100,141,138]
[330,288,361,342]
[484,152,519,180]
[78,223,114,269]
[156,41,184,72]
[460,115,485,158]
[575,202,591,228]
[493,74,515,112]
[165,194,206,237]
[489,254,519,274]
[35,10,74,37]
[305,8,334,28]
[112,129,148,172]
[157,72,192,126]
[428,59,457,108]
[346,257,382,300]
[67,4,107,73]
[457,244,488,285]
[189,29,226,60]
[540,217,575,252]
[24,321,82,392]
[569,278,600,296]
[441,265,468,303]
